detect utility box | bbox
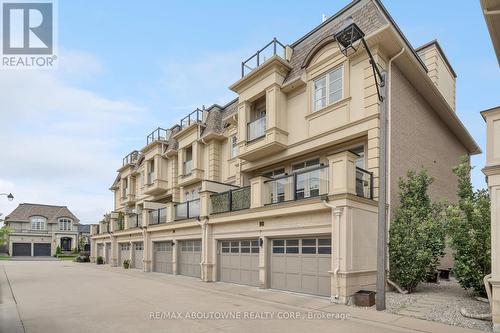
[354,290,375,307]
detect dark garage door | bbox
[12,243,31,256]
[34,243,51,256]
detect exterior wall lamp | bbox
[334,16,388,311]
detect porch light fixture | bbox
[0,193,14,201]
[334,16,388,311]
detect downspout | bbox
[386,47,405,227]
[322,200,343,302]
[195,217,208,281]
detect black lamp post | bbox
[0,193,14,201]
[334,16,388,311]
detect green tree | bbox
[79,236,85,251]
[0,226,11,246]
[389,169,446,293]
[447,156,491,296]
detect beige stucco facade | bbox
[91,0,479,303]
[482,107,500,332]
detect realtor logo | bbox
[1,0,57,68]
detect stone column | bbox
[326,151,357,196]
[250,176,267,208]
[482,107,500,332]
[111,235,118,267]
[143,229,151,272]
[258,237,269,289]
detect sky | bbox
[0,0,498,224]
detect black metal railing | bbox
[241,38,286,77]
[149,208,167,225]
[174,199,200,220]
[264,165,329,205]
[146,127,171,145]
[210,187,251,214]
[122,150,141,166]
[355,167,373,199]
[180,109,204,129]
[247,116,266,141]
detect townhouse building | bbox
[91,0,480,303]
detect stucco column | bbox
[250,176,267,208]
[258,237,269,289]
[327,151,357,196]
[172,239,178,275]
[111,235,118,267]
[143,229,151,272]
[482,107,500,332]
[199,218,214,282]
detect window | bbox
[293,159,321,199]
[184,146,193,175]
[313,66,343,112]
[135,243,143,251]
[120,243,130,251]
[59,218,72,231]
[122,178,128,198]
[147,160,155,184]
[318,238,331,254]
[301,239,317,254]
[30,216,46,230]
[230,136,238,158]
[264,168,285,203]
[272,239,285,253]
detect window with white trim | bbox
[313,65,343,112]
[30,216,46,230]
[59,218,72,231]
[230,135,238,158]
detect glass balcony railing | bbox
[180,109,205,129]
[183,160,193,175]
[241,38,286,77]
[356,167,373,199]
[247,116,266,141]
[174,199,200,220]
[149,208,167,225]
[146,127,171,145]
[147,171,155,185]
[122,150,141,166]
[264,165,329,205]
[210,187,251,214]
[128,214,142,228]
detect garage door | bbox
[97,244,104,258]
[12,243,31,256]
[178,240,201,278]
[271,238,331,297]
[153,241,173,274]
[132,242,143,269]
[105,243,111,264]
[219,239,259,286]
[34,243,51,256]
[118,243,130,266]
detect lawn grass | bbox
[0,255,10,261]
[57,255,78,261]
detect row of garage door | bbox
[12,243,51,256]
[150,237,331,297]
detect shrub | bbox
[447,157,491,296]
[79,251,90,258]
[74,255,90,263]
[123,260,130,269]
[55,245,62,256]
[72,247,78,254]
[96,256,104,264]
[389,170,446,293]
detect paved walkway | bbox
[0,261,486,333]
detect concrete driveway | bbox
[0,261,483,333]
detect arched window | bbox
[30,216,46,230]
[59,218,72,231]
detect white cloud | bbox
[0,50,146,224]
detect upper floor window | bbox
[230,136,238,158]
[313,65,343,112]
[147,160,155,184]
[59,218,72,231]
[183,146,193,175]
[248,96,267,141]
[122,178,128,197]
[30,216,46,230]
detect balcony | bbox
[183,160,193,175]
[122,150,141,167]
[144,171,169,195]
[180,109,205,130]
[146,127,171,146]
[115,219,124,231]
[128,214,142,228]
[210,187,251,214]
[149,208,167,225]
[241,38,286,77]
[174,199,200,220]
[264,165,329,204]
[247,116,266,142]
[120,191,136,206]
[355,167,374,199]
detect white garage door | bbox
[270,238,331,297]
[219,240,259,286]
[178,240,201,278]
[118,243,130,266]
[132,242,143,269]
[153,241,173,274]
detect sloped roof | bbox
[5,203,80,224]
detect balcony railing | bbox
[128,214,142,228]
[146,127,171,145]
[149,208,167,225]
[180,109,204,129]
[183,160,193,175]
[99,223,110,234]
[241,38,286,77]
[355,167,374,199]
[175,199,200,220]
[247,116,266,141]
[264,165,329,205]
[122,150,141,166]
[210,187,251,214]
[116,219,124,231]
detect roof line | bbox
[415,39,457,78]
[19,202,66,208]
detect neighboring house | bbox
[481,0,500,65]
[91,0,479,303]
[78,224,91,251]
[5,203,80,256]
